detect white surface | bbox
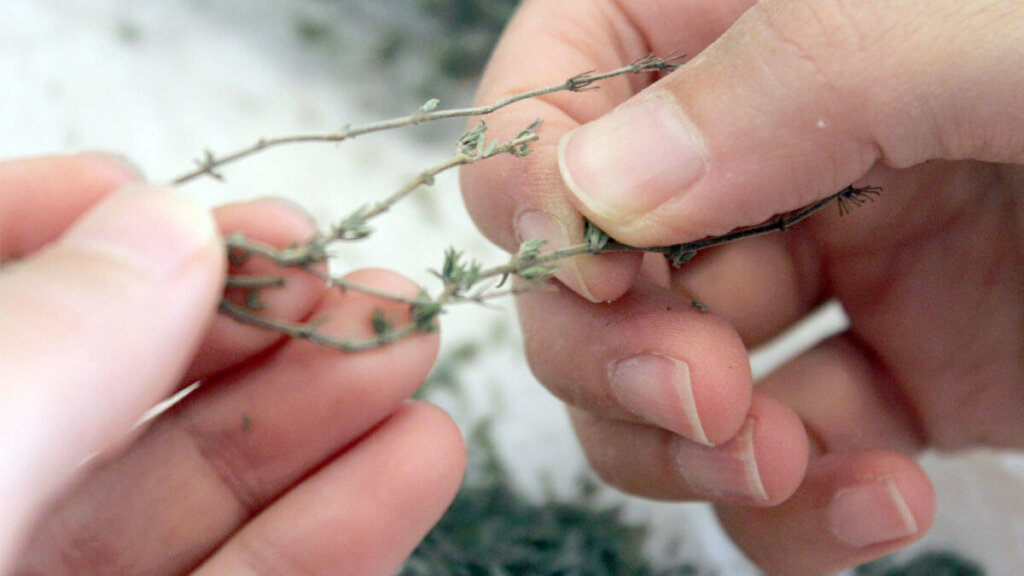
[3,1,1022,574]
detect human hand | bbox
[1,154,465,575]
[461,1,1023,574]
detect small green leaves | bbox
[457,120,539,160]
[667,247,697,267]
[509,237,557,282]
[510,119,542,157]
[336,205,373,240]
[419,98,440,113]
[517,264,559,281]
[459,121,488,157]
[371,308,393,336]
[411,297,444,333]
[516,237,546,260]
[195,148,225,181]
[245,289,266,310]
[226,234,253,265]
[438,247,483,291]
[583,220,610,253]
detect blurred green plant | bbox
[416,0,519,78]
[404,389,704,575]
[856,551,985,576]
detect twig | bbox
[480,186,882,279]
[605,185,883,266]
[219,299,420,351]
[169,53,685,186]
[328,127,539,242]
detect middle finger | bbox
[518,273,753,447]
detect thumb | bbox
[558,0,1024,247]
[0,185,224,559]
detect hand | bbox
[1,154,465,575]
[461,1,1023,574]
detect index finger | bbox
[459,0,755,302]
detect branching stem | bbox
[182,53,879,352]
[220,299,418,351]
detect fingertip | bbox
[824,451,935,551]
[511,205,643,302]
[398,401,468,503]
[217,196,319,241]
[76,150,148,183]
[718,451,935,576]
[573,251,643,302]
[747,395,811,504]
[674,395,808,505]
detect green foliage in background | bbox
[402,420,703,576]
[856,551,985,576]
[416,0,519,78]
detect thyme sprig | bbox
[179,54,879,351]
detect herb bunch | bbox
[173,53,879,351]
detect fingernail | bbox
[515,210,595,301]
[559,91,707,221]
[63,185,219,278]
[829,476,918,548]
[674,417,768,502]
[610,354,710,445]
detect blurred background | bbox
[3,1,1020,573]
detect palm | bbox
[668,159,1023,456]
[823,161,1024,450]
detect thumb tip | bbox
[62,184,223,279]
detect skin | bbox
[461,0,1023,574]
[0,154,466,575]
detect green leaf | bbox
[668,247,697,267]
[518,264,558,281]
[516,238,547,260]
[337,205,373,240]
[370,308,395,340]
[583,220,609,253]
[411,296,444,333]
[419,98,440,113]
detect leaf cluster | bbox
[855,551,985,576]
[401,422,703,576]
